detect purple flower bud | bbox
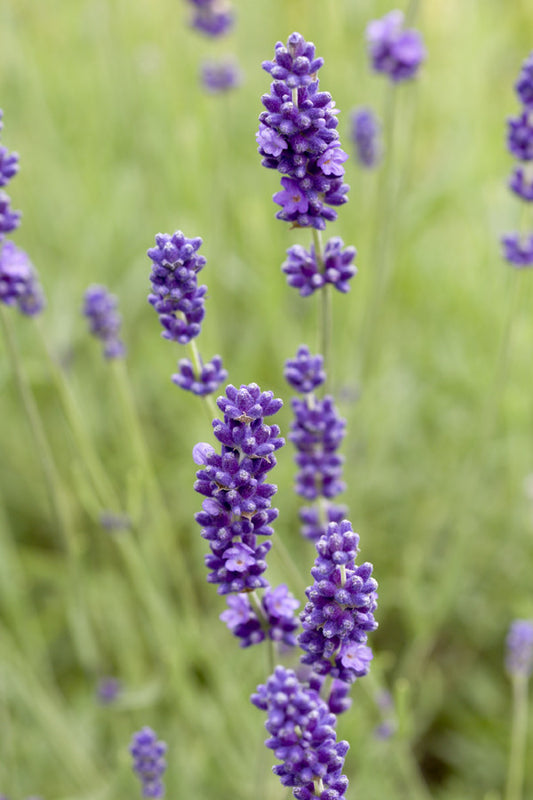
[282,237,357,297]
[0,191,21,240]
[366,10,426,82]
[192,442,215,465]
[220,584,299,648]
[284,345,325,394]
[501,233,533,267]
[188,0,234,37]
[351,107,381,168]
[506,619,533,676]
[0,241,45,316]
[83,285,125,358]
[507,111,533,161]
[172,354,227,396]
[0,145,19,187]
[509,166,533,201]
[130,727,167,798]
[515,51,533,109]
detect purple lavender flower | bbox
[258,32,350,230]
[515,52,533,109]
[0,145,19,187]
[501,233,533,267]
[0,191,21,240]
[284,345,325,394]
[97,677,122,704]
[299,502,347,543]
[507,111,533,161]
[0,241,45,316]
[366,11,426,83]
[147,231,207,344]
[188,0,234,37]
[172,354,227,396]
[251,666,349,799]
[506,619,533,677]
[201,58,242,93]
[220,583,299,647]
[100,511,131,531]
[351,107,381,168]
[307,669,353,715]
[194,383,284,594]
[282,237,357,296]
[299,519,378,683]
[130,727,167,798]
[509,166,533,201]
[83,285,125,358]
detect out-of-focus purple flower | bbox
[509,166,533,201]
[194,383,284,594]
[188,0,234,37]
[507,111,533,161]
[0,191,21,241]
[97,677,122,704]
[201,58,242,93]
[351,107,381,168]
[0,145,19,187]
[284,345,325,394]
[501,233,533,267]
[100,511,131,531]
[220,583,299,647]
[83,285,125,358]
[282,237,357,297]
[130,727,167,798]
[0,241,45,316]
[506,619,533,677]
[515,52,533,109]
[299,503,347,543]
[172,354,227,396]
[258,32,350,230]
[366,10,426,83]
[251,666,349,799]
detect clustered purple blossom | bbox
[505,619,533,677]
[0,110,20,242]
[251,666,350,800]
[257,32,350,230]
[282,237,357,296]
[201,58,242,93]
[351,107,381,168]
[366,10,426,83]
[148,231,227,396]
[220,583,299,647]
[83,284,125,359]
[298,519,378,684]
[188,0,234,37]
[194,383,284,594]
[503,51,533,267]
[0,241,45,316]
[130,727,167,798]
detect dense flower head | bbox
[188,0,234,37]
[251,665,349,799]
[366,11,426,82]
[509,165,533,201]
[515,51,533,109]
[194,383,285,594]
[220,583,300,647]
[0,241,45,316]
[172,354,227,396]
[299,503,348,543]
[299,519,378,683]
[506,619,533,677]
[501,233,533,267]
[147,231,207,344]
[284,346,325,394]
[282,238,357,296]
[351,107,381,168]
[258,32,350,230]
[507,111,533,161]
[0,145,19,187]
[130,727,167,798]
[201,58,242,93]
[83,284,125,358]
[0,191,21,241]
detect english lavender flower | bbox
[0,145,19,187]
[0,241,45,316]
[299,519,378,683]
[172,354,227,396]
[194,383,284,594]
[366,11,426,83]
[83,285,125,358]
[257,32,350,230]
[506,619,533,677]
[284,345,325,394]
[0,191,21,240]
[509,166,533,201]
[147,231,207,344]
[201,58,242,93]
[351,107,381,168]
[220,583,299,647]
[501,233,533,267]
[507,111,533,161]
[282,237,357,296]
[251,666,349,799]
[188,0,234,37]
[130,727,167,798]
[515,52,533,109]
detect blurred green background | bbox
[1,0,533,797]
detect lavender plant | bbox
[350,107,381,169]
[130,727,167,798]
[83,284,125,359]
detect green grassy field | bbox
[1,0,533,798]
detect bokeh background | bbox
[1,0,533,797]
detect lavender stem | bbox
[505,673,529,800]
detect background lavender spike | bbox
[0,241,45,316]
[188,0,234,37]
[83,284,125,358]
[130,727,167,798]
[201,59,242,93]
[366,10,426,83]
[351,107,381,168]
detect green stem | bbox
[250,590,275,674]
[312,228,332,393]
[405,0,421,24]
[505,673,529,800]
[188,337,217,420]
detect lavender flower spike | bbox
[188,0,234,37]
[506,619,533,677]
[282,237,357,296]
[366,10,426,83]
[172,354,227,396]
[0,241,45,316]
[130,727,167,798]
[83,285,125,358]
[284,345,325,394]
[351,107,381,168]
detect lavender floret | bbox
[351,107,381,168]
[509,166,533,201]
[515,52,533,109]
[501,233,533,267]
[201,59,242,93]
[507,111,533,161]
[282,238,357,296]
[284,345,325,394]
[172,354,227,396]
[0,241,45,316]
[0,146,19,187]
[0,191,21,240]
[130,727,167,798]
[506,619,533,677]
[299,503,348,543]
[83,285,125,358]
[366,10,426,83]
[220,583,299,647]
